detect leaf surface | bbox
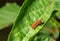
[8,0,55,41]
[0,3,20,29]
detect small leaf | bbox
[0,3,20,30]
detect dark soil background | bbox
[0,0,60,41]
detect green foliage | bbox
[0,0,60,41]
[56,10,60,19]
[8,0,57,41]
[30,33,53,41]
[0,3,20,29]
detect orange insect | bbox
[32,20,42,29]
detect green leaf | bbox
[30,17,60,41]
[0,3,20,30]
[8,0,55,41]
[55,10,60,19]
[30,33,53,41]
[53,0,60,10]
[49,18,59,38]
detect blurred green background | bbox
[0,0,24,41]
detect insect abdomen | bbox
[32,20,42,29]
